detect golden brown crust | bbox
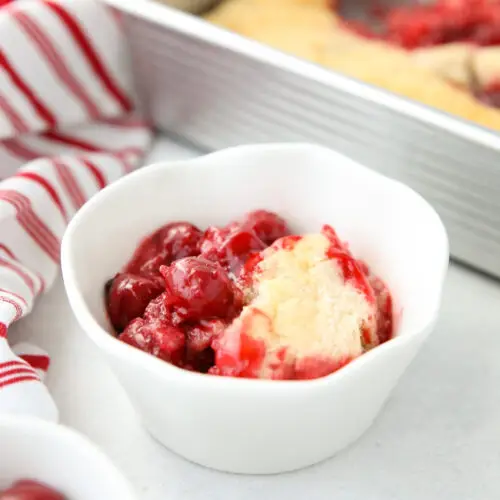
[473,46,500,89]
[410,43,474,89]
[206,0,339,60]
[206,0,500,130]
[319,35,500,130]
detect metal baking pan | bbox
[105,0,500,278]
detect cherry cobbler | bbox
[105,210,393,380]
[205,0,500,130]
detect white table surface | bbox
[10,136,500,500]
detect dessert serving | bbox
[105,210,393,380]
[0,480,65,500]
[204,0,500,130]
[63,142,448,473]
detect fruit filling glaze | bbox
[105,210,394,380]
[344,0,500,103]
[347,0,500,49]
[0,480,66,500]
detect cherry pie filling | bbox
[105,210,394,380]
[341,0,500,105]
[0,480,66,500]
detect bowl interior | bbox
[63,144,448,346]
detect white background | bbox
[10,136,500,500]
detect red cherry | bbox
[143,292,173,324]
[125,222,202,277]
[139,251,170,280]
[125,232,162,275]
[120,318,185,365]
[240,210,290,245]
[160,257,238,322]
[186,319,226,354]
[106,273,163,332]
[184,319,226,372]
[157,222,202,261]
[0,480,65,500]
[198,226,229,265]
[222,229,267,274]
[344,0,500,49]
[200,225,267,275]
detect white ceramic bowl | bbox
[0,415,136,499]
[61,143,449,475]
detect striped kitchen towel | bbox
[0,0,152,422]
